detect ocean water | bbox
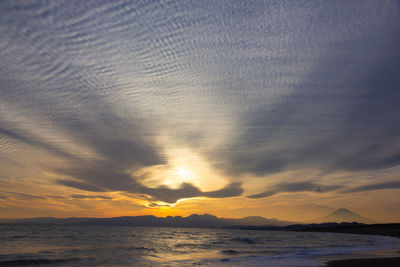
[0,225,399,266]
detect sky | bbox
[0,0,399,222]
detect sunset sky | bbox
[0,0,399,222]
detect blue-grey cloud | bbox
[248,182,341,199]
[56,160,140,192]
[211,1,400,177]
[0,191,46,200]
[57,180,105,193]
[342,181,400,193]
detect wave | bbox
[221,249,240,255]
[230,237,258,244]
[220,249,279,256]
[0,257,80,266]
[126,246,156,252]
[174,243,211,250]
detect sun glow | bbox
[174,167,194,180]
[162,166,197,188]
[135,146,227,191]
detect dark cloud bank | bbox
[55,160,243,203]
[58,171,243,204]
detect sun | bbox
[135,146,227,190]
[174,167,194,180]
[160,166,196,188]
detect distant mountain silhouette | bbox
[0,214,293,227]
[0,210,377,227]
[237,222,400,239]
[313,208,376,224]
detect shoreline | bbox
[322,248,400,267]
[326,257,400,267]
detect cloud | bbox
[55,158,243,203]
[0,191,46,200]
[55,160,140,192]
[139,182,243,203]
[57,179,105,192]
[212,8,400,177]
[146,202,173,208]
[138,183,201,203]
[0,126,78,160]
[248,182,341,199]
[44,195,66,199]
[342,181,400,193]
[71,194,112,200]
[58,169,243,203]
[203,182,243,198]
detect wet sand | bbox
[327,257,400,266]
[323,249,400,267]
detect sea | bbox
[0,224,399,266]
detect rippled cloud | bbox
[0,0,399,209]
